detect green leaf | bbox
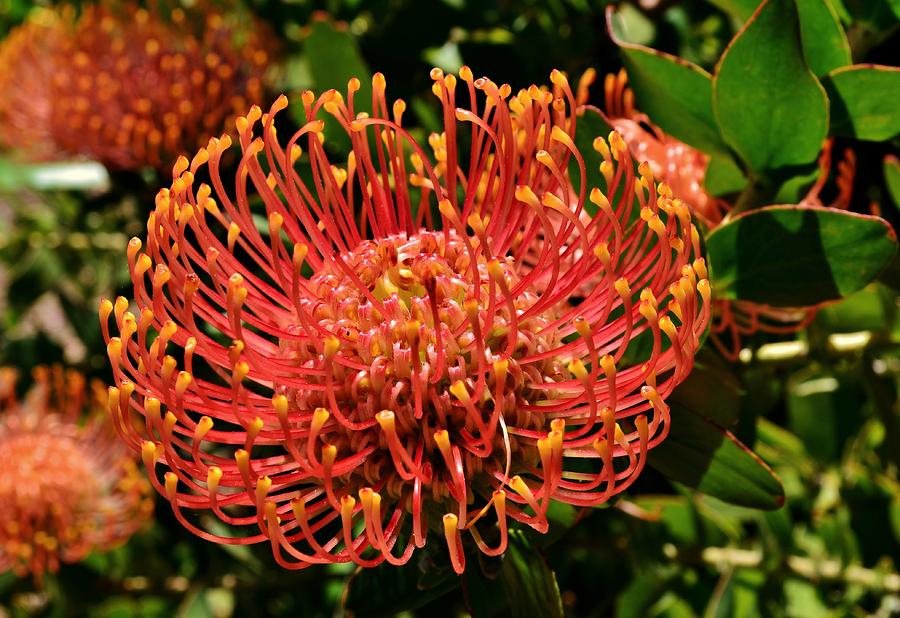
[706,205,898,306]
[815,283,894,331]
[670,354,742,428]
[607,7,730,156]
[704,155,747,197]
[823,64,900,141]
[884,155,900,209]
[796,0,852,77]
[772,162,819,203]
[463,529,563,618]
[503,532,563,618]
[649,404,785,510]
[713,0,829,172]
[342,557,459,617]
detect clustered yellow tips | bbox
[0,367,153,580]
[101,68,710,574]
[0,2,275,170]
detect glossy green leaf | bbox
[713,0,829,172]
[823,64,900,141]
[796,0,852,77]
[649,404,785,510]
[885,155,900,209]
[608,7,730,156]
[342,557,459,617]
[706,205,898,306]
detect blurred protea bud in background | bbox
[603,69,857,359]
[0,366,153,581]
[0,11,62,161]
[101,68,711,573]
[0,2,276,171]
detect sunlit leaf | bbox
[713,0,828,172]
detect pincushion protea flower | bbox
[0,2,274,170]
[0,366,153,580]
[604,69,856,359]
[0,11,61,161]
[101,68,711,573]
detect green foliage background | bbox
[1,0,899,616]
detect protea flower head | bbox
[101,68,711,573]
[0,366,153,580]
[0,11,62,161]
[604,69,856,359]
[0,2,274,170]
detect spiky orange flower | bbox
[0,11,62,161]
[0,2,274,170]
[0,367,153,580]
[102,68,711,573]
[604,69,856,359]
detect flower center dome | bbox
[278,229,563,505]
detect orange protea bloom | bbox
[0,2,274,170]
[0,367,153,580]
[101,68,711,573]
[604,69,856,359]
[0,12,62,161]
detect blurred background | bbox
[1,0,899,616]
